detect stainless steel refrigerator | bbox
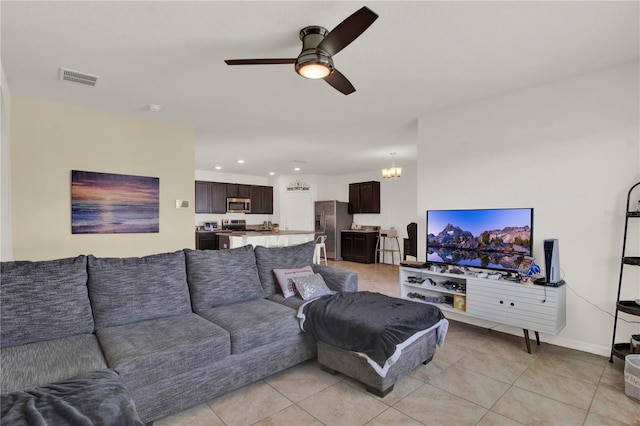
[315,200,352,261]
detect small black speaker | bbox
[544,239,560,284]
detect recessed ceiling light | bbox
[237,160,245,164]
[268,172,275,176]
[148,104,162,112]
[214,166,222,170]
[294,167,301,171]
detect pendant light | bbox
[382,152,402,180]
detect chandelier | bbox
[381,152,402,180]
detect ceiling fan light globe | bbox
[297,63,332,79]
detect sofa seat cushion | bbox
[1,256,93,348]
[87,251,192,330]
[1,369,144,426]
[267,293,305,310]
[96,313,229,390]
[185,246,265,311]
[198,299,301,354]
[254,241,316,296]
[0,334,107,393]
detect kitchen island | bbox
[219,230,315,249]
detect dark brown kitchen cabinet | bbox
[195,231,218,250]
[341,231,377,263]
[226,183,250,198]
[211,183,227,213]
[348,181,380,214]
[195,181,227,214]
[196,181,272,214]
[249,185,273,214]
[195,181,211,213]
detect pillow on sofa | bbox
[87,251,191,329]
[254,241,316,296]
[273,265,314,298]
[185,245,265,311]
[293,273,336,300]
[1,256,93,348]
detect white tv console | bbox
[399,266,566,353]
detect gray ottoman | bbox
[317,328,437,397]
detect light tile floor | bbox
[156,261,638,426]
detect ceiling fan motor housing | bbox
[295,26,334,78]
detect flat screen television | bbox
[426,208,533,273]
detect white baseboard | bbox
[445,313,611,357]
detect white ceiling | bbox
[2,1,638,177]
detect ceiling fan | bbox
[224,6,378,95]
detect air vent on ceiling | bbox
[59,68,99,87]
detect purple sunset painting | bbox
[71,170,159,234]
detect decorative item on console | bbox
[517,256,541,284]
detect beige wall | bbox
[1,66,12,261]
[10,97,195,260]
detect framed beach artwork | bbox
[71,170,159,234]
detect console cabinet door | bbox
[466,279,565,334]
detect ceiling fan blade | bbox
[317,6,378,56]
[224,58,296,65]
[324,69,355,95]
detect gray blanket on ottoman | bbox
[1,369,144,426]
[297,291,448,377]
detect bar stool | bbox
[314,235,328,265]
[375,229,401,264]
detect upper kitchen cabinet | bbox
[348,181,380,214]
[226,183,251,198]
[195,181,227,214]
[196,181,273,214]
[249,185,273,214]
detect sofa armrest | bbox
[312,265,358,293]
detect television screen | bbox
[426,208,533,273]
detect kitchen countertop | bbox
[197,229,314,236]
[341,229,379,233]
[224,231,315,249]
[228,230,314,236]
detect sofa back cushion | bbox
[254,241,316,296]
[185,245,265,312]
[87,251,191,329]
[1,256,93,348]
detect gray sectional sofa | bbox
[0,241,357,424]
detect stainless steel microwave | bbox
[227,198,251,213]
